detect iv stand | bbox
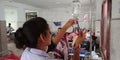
[89,0,93,60]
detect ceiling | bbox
[5,0,96,9]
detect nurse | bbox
[14,17,84,60]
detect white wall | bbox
[40,7,93,32]
[40,7,73,32]
[5,7,18,31]
[1,0,98,32]
[3,1,77,32]
[110,0,120,60]
[96,0,103,20]
[2,1,73,32]
[112,0,120,18]
[2,1,45,29]
[0,1,5,20]
[110,20,120,60]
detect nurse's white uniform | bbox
[21,48,57,60]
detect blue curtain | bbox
[53,22,61,26]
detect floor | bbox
[7,40,23,56]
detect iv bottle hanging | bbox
[72,0,81,32]
[72,0,81,18]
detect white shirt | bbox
[21,48,58,60]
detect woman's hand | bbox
[74,30,86,47]
[63,18,77,29]
[73,30,86,60]
[54,18,77,44]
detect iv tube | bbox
[72,0,81,32]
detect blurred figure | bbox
[7,23,14,36]
[54,27,69,60]
[6,23,14,41]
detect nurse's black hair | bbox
[14,17,49,49]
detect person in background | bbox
[47,21,79,53]
[47,25,73,53]
[81,29,91,51]
[54,27,69,60]
[14,17,85,60]
[57,27,62,34]
[6,23,15,41]
[7,23,14,36]
[91,32,97,51]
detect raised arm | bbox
[73,30,86,60]
[54,18,77,44]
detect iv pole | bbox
[89,0,92,59]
